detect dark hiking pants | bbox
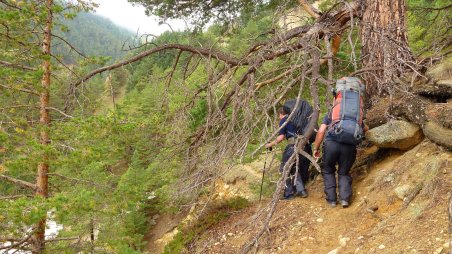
[322,140,357,203]
[280,144,312,197]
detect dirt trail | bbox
[189,157,398,253]
[188,142,451,254]
[144,212,188,254]
[146,141,451,254]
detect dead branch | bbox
[298,0,321,19]
[47,173,113,189]
[166,50,183,87]
[410,4,452,11]
[402,183,423,209]
[0,195,33,200]
[240,46,321,254]
[0,105,73,118]
[0,60,37,71]
[51,33,87,58]
[0,84,39,96]
[254,64,303,89]
[45,236,80,243]
[0,233,32,251]
[299,150,321,173]
[0,174,37,191]
[72,44,242,87]
[71,1,360,92]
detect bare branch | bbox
[46,107,73,118]
[0,60,37,71]
[0,234,32,250]
[299,150,321,173]
[165,50,183,87]
[254,64,303,89]
[0,195,33,200]
[0,105,73,118]
[0,84,39,96]
[72,44,241,87]
[45,236,80,243]
[298,0,321,19]
[410,3,452,11]
[51,33,87,58]
[0,174,37,191]
[47,173,113,189]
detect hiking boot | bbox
[280,194,295,200]
[340,200,350,208]
[328,201,337,208]
[295,190,308,198]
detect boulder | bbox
[423,121,452,150]
[366,120,424,150]
[426,56,452,81]
[412,79,452,98]
[416,56,452,98]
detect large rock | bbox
[426,56,452,81]
[412,78,452,98]
[366,120,424,150]
[415,56,452,98]
[423,121,452,150]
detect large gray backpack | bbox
[329,77,365,145]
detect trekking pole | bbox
[259,147,272,201]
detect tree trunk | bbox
[361,0,413,105]
[31,0,53,253]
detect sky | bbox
[92,0,186,35]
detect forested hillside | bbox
[53,12,133,63]
[0,0,450,254]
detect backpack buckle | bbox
[333,121,343,135]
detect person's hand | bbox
[313,149,321,159]
[265,142,273,149]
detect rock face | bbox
[366,120,424,150]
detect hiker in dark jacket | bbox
[313,78,369,208]
[266,107,311,200]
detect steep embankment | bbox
[166,140,451,254]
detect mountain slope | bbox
[54,12,134,63]
[147,139,451,254]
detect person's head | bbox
[278,107,289,119]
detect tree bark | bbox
[361,0,414,104]
[31,0,53,253]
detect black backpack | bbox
[283,99,317,143]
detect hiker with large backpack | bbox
[265,99,315,200]
[313,77,369,208]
